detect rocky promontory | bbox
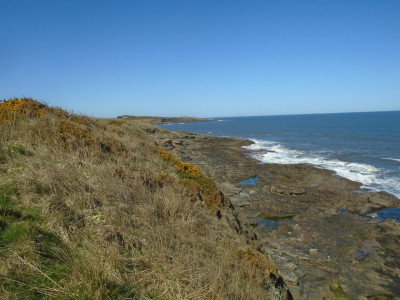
[116,115,212,125]
[152,129,400,300]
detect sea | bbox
[160,111,400,201]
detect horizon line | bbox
[202,109,400,120]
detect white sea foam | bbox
[383,157,400,163]
[244,139,400,198]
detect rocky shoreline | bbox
[152,129,400,299]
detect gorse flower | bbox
[159,150,202,176]
[108,120,124,126]
[0,97,46,126]
[0,98,27,125]
[158,149,222,208]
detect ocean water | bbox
[160,111,400,199]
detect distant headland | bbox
[117,115,212,125]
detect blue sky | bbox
[1,0,399,117]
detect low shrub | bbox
[159,149,223,208]
[0,97,46,127]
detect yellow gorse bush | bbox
[0,98,28,125]
[0,97,45,126]
[159,149,202,177]
[108,120,124,126]
[57,118,127,154]
[58,120,92,140]
[159,149,222,208]
[56,119,99,152]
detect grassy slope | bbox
[0,98,281,299]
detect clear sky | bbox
[1,0,399,118]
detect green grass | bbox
[0,222,72,297]
[0,222,29,245]
[23,206,42,222]
[0,185,19,207]
[10,143,27,155]
[3,262,71,299]
[0,185,23,231]
[181,172,217,195]
[329,281,356,300]
[0,184,73,298]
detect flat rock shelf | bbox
[153,129,400,300]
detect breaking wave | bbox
[244,139,400,198]
[383,157,400,163]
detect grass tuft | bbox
[10,143,27,155]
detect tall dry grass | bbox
[0,98,285,299]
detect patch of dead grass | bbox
[0,98,284,299]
